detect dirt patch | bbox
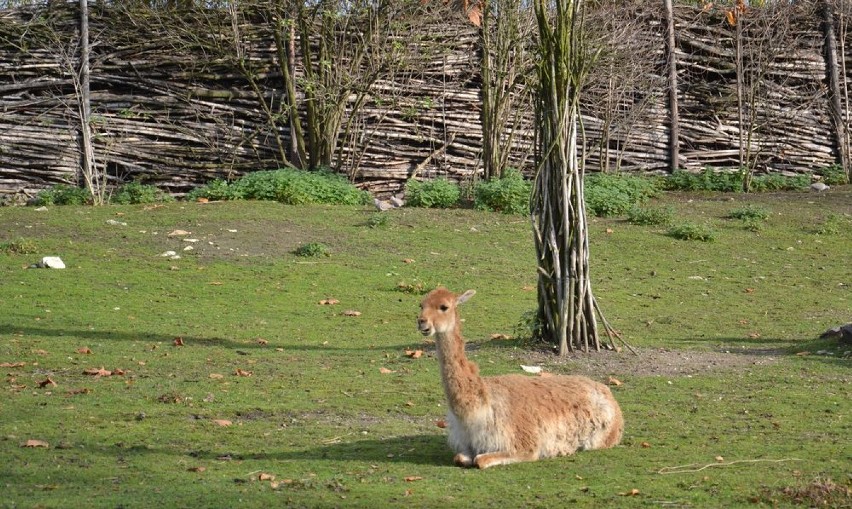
[505,345,783,378]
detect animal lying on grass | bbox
[417,287,623,469]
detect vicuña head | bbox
[417,287,623,469]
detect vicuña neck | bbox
[434,328,489,416]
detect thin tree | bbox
[530,0,624,355]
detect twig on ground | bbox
[658,458,803,475]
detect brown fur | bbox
[417,287,623,469]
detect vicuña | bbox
[417,287,623,469]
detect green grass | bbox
[0,188,850,508]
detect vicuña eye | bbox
[439,305,449,312]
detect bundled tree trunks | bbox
[0,0,850,199]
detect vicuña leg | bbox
[453,453,474,467]
[473,451,538,470]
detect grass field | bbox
[1,188,850,508]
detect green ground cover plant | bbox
[404,177,461,209]
[0,188,849,508]
[473,169,531,215]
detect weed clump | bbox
[667,222,716,241]
[0,238,38,255]
[293,242,330,257]
[365,212,390,229]
[112,182,173,205]
[728,204,770,221]
[662,168,809,192]
[627,205,674,226]
[405,177,460,209]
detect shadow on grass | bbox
[100,434,453,468]
[0,323,420,353]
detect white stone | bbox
[40,256,65,269]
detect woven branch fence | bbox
[0,1,849,199]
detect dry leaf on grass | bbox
[404,476,423,482]
[641,441,652,448]
[342,310,362,317]
[38,377,57,388]
[435,419,447,428]
[187,466,206,473]
[209,373,224,379]
[234,368,253,377]
[258,473,276,481]
[0,362,26,368]
[212,419,232,427]
[22,439,49,448]
[256,338,269,346]
[168,229,191,237]
[379,367,395,374]
[33,349,49,356]
[66,388,91,396]
[608,377,624,387]
[405,350,423,359]
[83,367,113,377]
[489,333,512,341]
[173,337,185,346]
[318,298,340,305]
[620,489,640,497]
[76,347,92,355]
[402,258,415,264]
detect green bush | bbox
[627,205,674,226]
[32,184,91,206]
[663,168,809,193]
[473,169,531,215]
[186,169,370,206]
[112,182,173,205]
[185,179,235,201]
[365,212,390,229]
[584,173,658,217]
[667,222,716,242]
[819,165,848,186]
[405,177,461,209]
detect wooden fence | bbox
[0,1,849,200]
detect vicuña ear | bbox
[456,290,476,305]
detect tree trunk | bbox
[78,0,101,204]
[822,0,850,180]
[531,0,623,355]
[664,0,680,173]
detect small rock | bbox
[106,219,127,226]
[160,251,177,257]
[35,206,48,212]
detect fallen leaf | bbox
[404,489,413,497]
[521,285,535,291]
[76,347,93,355]
[196,197,209,203]
[256,338,269,346]
[168,229,192,237]
[640,441,651,448]
[744,288,755,293]
[23,439,49,448]
[258,473,275,481]
[66,388,91,396]
[748,332,761,339]
[608,377,623,387]
[489,333,512,340]
[435,419,447,428]
[209,373,224,379]
[405,401,415,407]
[715,455,724,462]
[111,368,125,376]
[234,368,253,377]
[343,310,362,317]
[405,350,423,359]
[33,349,49,356]
[379,367,395,374]
[38,377,57,388]
[213,419,232,427]
[795,351,810,356]
[404,476,423,482]
[318,298,340,305]
[173,337,185,347]
[83,367,112,377]
[402,258,415,264]
[0,362,25,368]
[620,489,640,497]
[606,228,614,234]
[187,466,207,473]
[208,281,223,286]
